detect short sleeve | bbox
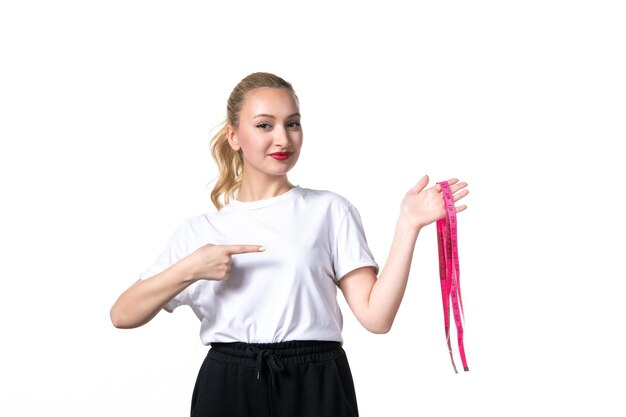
[332,204,379,283]
[138,219,194,312]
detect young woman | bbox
[110,72,469,417]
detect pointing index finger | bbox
[224,245,266,255]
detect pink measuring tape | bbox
[436,181,469,373]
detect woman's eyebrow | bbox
[253,113,301,119]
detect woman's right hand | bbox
[189,244,266,281]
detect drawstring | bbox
[210,341,342,394]
[251,348,286,392]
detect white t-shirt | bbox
[138,185,379,345]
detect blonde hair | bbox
[209,72,298,211]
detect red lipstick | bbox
[269,152,291,161]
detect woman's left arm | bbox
[339,175,468,334]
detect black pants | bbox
[190,340,359,417]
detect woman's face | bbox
[228,87,303,180]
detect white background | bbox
[1,1,624,416]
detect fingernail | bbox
[258,246,266,252]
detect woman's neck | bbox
[236,178,296,202]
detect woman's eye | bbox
[256,123,271,129]
[287,121,301,129]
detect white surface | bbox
[1,1,624,416]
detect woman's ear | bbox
[226,125,240,151]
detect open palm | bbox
[400,175,469,230]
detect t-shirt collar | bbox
[225,185,301,210]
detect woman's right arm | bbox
[110,254,198,329]
[110,244,265,329]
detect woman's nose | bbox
[273,127,289,146]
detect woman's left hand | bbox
[399,175,469,230]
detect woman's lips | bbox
[269,152,291,161]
